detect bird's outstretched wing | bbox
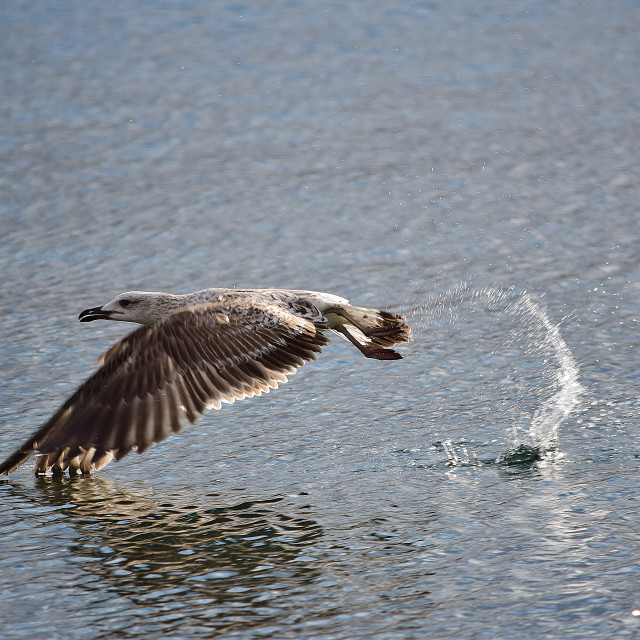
[0,300,328,475]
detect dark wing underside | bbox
[0,300,328,475]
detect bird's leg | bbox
[332,324,402,360]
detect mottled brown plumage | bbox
[0,288,411,475]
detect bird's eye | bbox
[120,299,132,308]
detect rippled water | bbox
[2,1,640,639]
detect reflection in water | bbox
[21,476,324,637]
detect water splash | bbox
[498,292,582,463]
[495,291,582,463]
[442,439,479,466]
[404,284,582,466]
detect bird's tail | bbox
[324,305,411,360]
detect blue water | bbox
[1,1,640,638]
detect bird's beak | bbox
[79,306,113,322]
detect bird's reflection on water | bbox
[19,476,325,636]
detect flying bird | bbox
[0,288,411,476]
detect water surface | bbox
[1,1,640,638]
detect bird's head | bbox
[79,291,179,326]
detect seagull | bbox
[0,288,411,476]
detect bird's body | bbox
[0,287,411,476]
